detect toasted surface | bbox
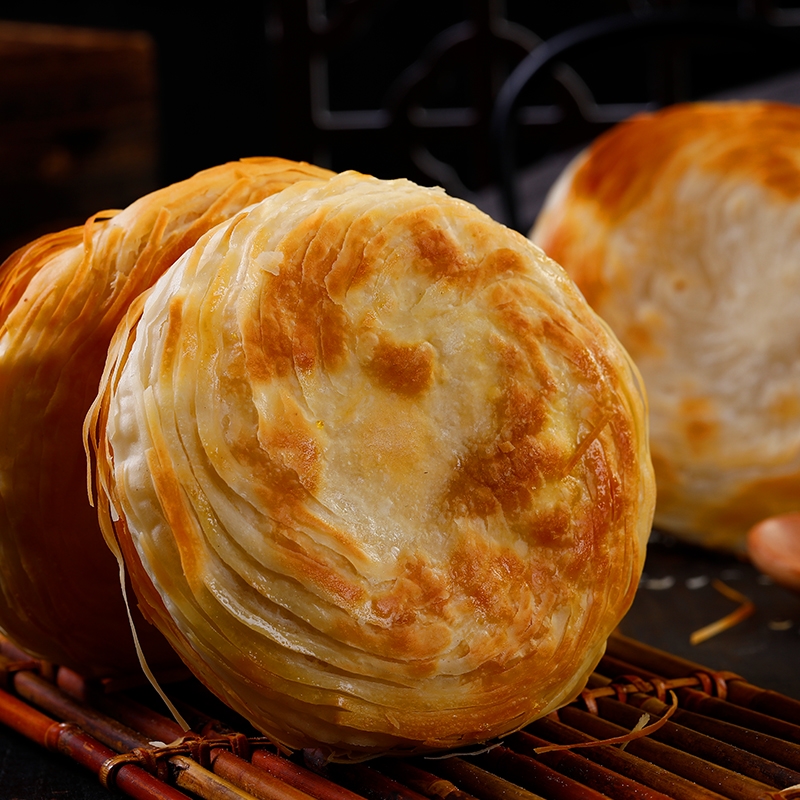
[532,101,800,552]
[90,171,654,758]
[0,157,333,675]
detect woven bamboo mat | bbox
[1,631,799,800]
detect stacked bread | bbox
[1,161,654,758]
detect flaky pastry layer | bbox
[0,157,333,674]
[90,171,654,758]
[532,101,800,552]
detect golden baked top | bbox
[90,171,654,758]
[532,101,800,552]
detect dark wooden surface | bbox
[621,532,800,699]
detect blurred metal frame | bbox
[267,2,800,218]
[490,7,800,232]
[267,0,540,197]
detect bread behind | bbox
[0,157,333,675]
[532,101,800,552]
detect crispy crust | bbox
[89,171,654,757]
[532,101,800,552]
[0,157,334,675]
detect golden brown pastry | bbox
[531,101,800,553]
[0,157,334,675]
[88,170,655,758]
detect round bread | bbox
[0,157,333,675]
[531,101,800,552]
[89,170,654,758]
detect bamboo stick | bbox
[0,683,188,799]
[251,751,366,800]
[557,705,776,800]
[171,755,274,800]
[54,661,191,701]
[470,741,661,800]
[591,651,800,749]
[317,762,432,800]
[606,633,800,726]
[14,668,148,752]
[519,722,729,800]
[97,687,366,800]
[593,654,707,704]
[622,692,800,773]
[376,758,479,800]
[7,663,273,800]
[723,685,800,728]
[209,750,320,800]
[97,687,326,800]
[675,689,800,747]
[606,633,740,689]
[597,653,677,688]
[418,757,547,800]
[592,695,800,788]
[92,688,186,743]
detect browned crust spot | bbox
[443,377,553,520]
[366,337,435,396]
[449,533,528,620]
[571,102,800,223]
[411,214,470,279]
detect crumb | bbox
[768,619,794,631]
[644,576,676,590]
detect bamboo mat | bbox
[1,631,799,800]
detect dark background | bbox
[1,1,636,186]
[3,0,800,255]
[0,0,800,259]
[2,3,800,797]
